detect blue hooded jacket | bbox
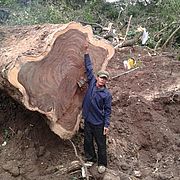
[82,54,112,128]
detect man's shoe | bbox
[98,165,106,174]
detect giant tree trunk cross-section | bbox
[0,22,114,139]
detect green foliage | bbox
[101,2,119,20]
[116,0,180,49]
[147,36,157,49]
[3,1,71,25]
[126,3,144,18]
[0,0,179,50]
[66,0,86,9]
[0,0,16,6]
[1,0,109,25]
[60,0,119,23]
[3,128,10,141]
[178,56,180,61]
[157,0,180,22]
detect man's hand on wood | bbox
[84,42,89,54]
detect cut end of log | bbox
[4,22,114,139]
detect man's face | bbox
[96,76,108,87]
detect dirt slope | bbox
[0,46,180,179]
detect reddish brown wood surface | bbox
[0,22,114,139]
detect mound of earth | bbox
[0,46,180,179]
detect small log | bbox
[0,22,114,139]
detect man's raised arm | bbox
[84,44,95,83]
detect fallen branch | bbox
[111,67,139,79]
[46,161,82,175]
[114,15,133,49]
[69,169,81,175]
[154,38,162,51]
[69,140,89,180]
[162,25,180,49]
[154,21,180,39]
[78,20,114,33]
[8,127,16,134]
[77,20,104,30]
[144,46,160,56]
[124,15,133,41]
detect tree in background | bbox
[0,0,179,49]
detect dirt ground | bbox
[0,46,180,180]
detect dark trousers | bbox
[84,121,107,167]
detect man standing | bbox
[82,44,112,173]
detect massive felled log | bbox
[0,22,114,139]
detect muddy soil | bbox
[0,46,180,180]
